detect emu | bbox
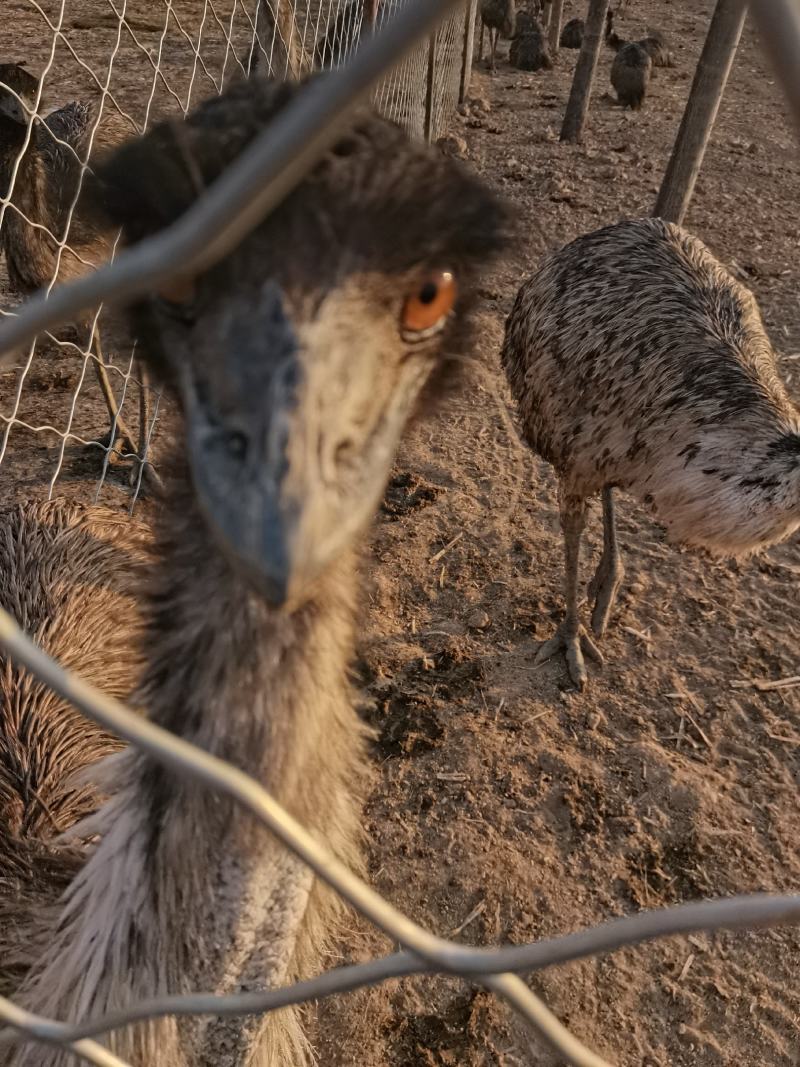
[510,15,552,72]
[559,18,584,49]
[479,0,516,72]
[0,63,38,122]
[1,76,506,1065]
[610,40,651,108]
[501,218,800,689]
[0,65,152,482]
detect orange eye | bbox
[401,271,457,338]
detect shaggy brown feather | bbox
[0,500,150,997]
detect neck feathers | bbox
[12,462,367,1066]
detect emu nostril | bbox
[224,430,249,461]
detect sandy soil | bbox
[2,2,799,1065]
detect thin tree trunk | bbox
[548,0,565,56]
[653,0,747,224]
[560,0,610,143]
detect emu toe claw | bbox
[534,624,604,690]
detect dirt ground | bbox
[2,1,800,1065]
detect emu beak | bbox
[181,359,309,609]
[179,284,395,609]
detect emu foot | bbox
[534,623,604,691]
[587,559,625,639]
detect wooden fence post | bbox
[460,0,478,103]
[653,0,748,224]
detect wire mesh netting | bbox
[1,0,800,1064]
[0,0,471,511]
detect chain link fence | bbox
[0,0,474,509]
[0,0,799,1064]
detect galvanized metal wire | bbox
[0,0,798,1065]
[0,0,468,511]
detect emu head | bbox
[92,78,507,607]
[0,63,38,124]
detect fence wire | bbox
[0,0,798,1065]
[0,0,469,511]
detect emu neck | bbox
[137,468,350,771]
[15,458,361,1066]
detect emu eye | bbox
[401,271,457,340]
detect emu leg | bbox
[587,485,625,638]
[478,20,485,62]
[490,28,498,71]
[90,335,138,460]
[535,492,603,690]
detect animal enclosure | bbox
[0,0,472,509]
[0,0,799,1065]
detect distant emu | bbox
[0,64,151,482]
[611,40,651,108]
[0,62,38,122]
[559,17,584,48]
[479,0,516,71]
[502,218,800,689]
[510,15,552,71]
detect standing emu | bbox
[611,40,651,108]
[502,218,800,689]
[479,0,516,72]
[1,76,506,1065]
[0,66,152,482]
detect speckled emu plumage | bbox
[0,500,149,997]
[510,16,552,72]
[611,41,652,108]
[480,0,516,37]
[0,95,129,293]
[559,17,584,48]
[502,217,800,686]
